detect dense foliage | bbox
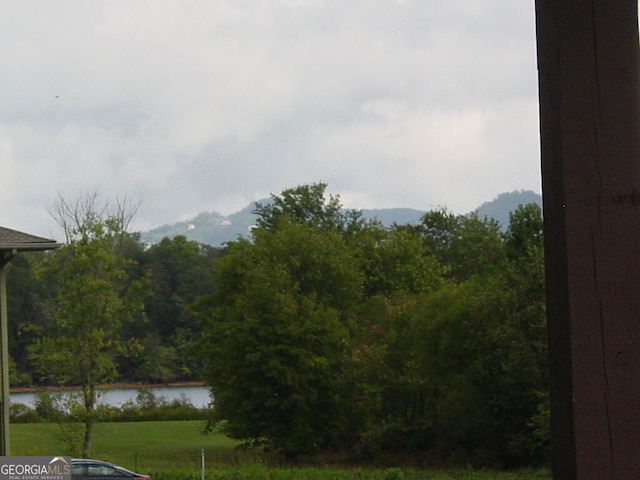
[8,238,223,387]
[6,184,548,467]
[195,184,548,466]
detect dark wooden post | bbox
[0,253,11,456]
[535,1,640,478]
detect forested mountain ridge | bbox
[140,190,541,246]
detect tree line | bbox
[6,184,548,467]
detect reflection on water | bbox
[11,385,212,409]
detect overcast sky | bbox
[1,0,541,240]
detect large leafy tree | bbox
[198,184,367,456]
[199,223,363,456]
[252,182,365,234]
[28,193,149,457]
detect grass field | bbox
[10,421,552,480]
[11,420,243,470]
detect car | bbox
[71,459,150,480]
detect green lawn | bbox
[11,420,243,471]
[10,421,551,480]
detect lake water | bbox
[10,385,212,409]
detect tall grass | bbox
[10,421,551,480]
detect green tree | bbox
[408,205,547,466]
[406,279,527,466]
[355,226,444,297]
[28,193,149,457]
[504,203,544,259]
[352,292,440,456]
[5,253,48,386]
[198,221,363,457]
[136,235,221,381]
[197,184,369,457]
[252,182,365,234]
[501,202,548,460]
[348,226,446,455]
[412,208,505,281]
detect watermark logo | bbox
[0,457,71,480]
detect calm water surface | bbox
[10,385,211,409]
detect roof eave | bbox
[0,243,63,252]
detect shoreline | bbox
[10,381,206,394]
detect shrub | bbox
[10,403,42,423]
[12,389,209,423]
[383,468,405,480]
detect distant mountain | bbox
[474,190,542,230]
[139,190,542,246]
[140,204,257,246]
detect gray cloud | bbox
[1,0,541,239]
